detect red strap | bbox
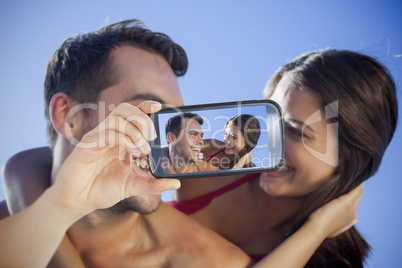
[167,173,260,215]
[201,148,225,162]
[250,254,266,262]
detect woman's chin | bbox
[225,148,234,155]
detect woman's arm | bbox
[254,184,363,268]
[0,187,86,268]
[201,139,225,156]
[2,147,85,268]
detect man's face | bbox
[171,118,204,166]
[74,45,184,213]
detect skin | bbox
[224,122,246,155]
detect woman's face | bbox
[224,122,246,155]
[260,74,338,197]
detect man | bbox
[2,19,252,267]
[163,112,206,174]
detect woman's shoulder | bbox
[2,146,53,213]
[3,147,52,177]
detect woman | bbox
[177,49,398,266]
[259,49,398,266]
[200,113,261,170]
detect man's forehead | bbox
[183,117,202,129]
[102,45,184,108]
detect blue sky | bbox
[0,1,401,267]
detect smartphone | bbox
[148,100,285,179]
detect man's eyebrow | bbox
[288,118,316,133]
[124,93,166,104]
[188,129,204,135]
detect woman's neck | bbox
[249,178,306,228]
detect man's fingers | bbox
[114,116,151,154]
[151,178,181,193]
[136,100,162,114]
[126,178,181,197]
[82,114,152,155]
[109,102,158,141]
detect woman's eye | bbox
[287,126,307,138]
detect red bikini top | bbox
[166,173,260,215]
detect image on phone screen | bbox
[149,100,285,179]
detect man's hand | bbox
[49,101,181,216]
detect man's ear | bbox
[167,132,177,144]
[50,92,77,139]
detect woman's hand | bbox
[307,183,364,238]
[232,150,253,169]
[254,183,364,268]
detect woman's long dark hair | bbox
[264,49,398,267]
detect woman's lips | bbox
[225,146,234,151]
[263,165,295,178]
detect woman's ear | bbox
[50,93,76,139]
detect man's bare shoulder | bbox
[155,203,252,267]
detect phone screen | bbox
[149,100,285,178]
